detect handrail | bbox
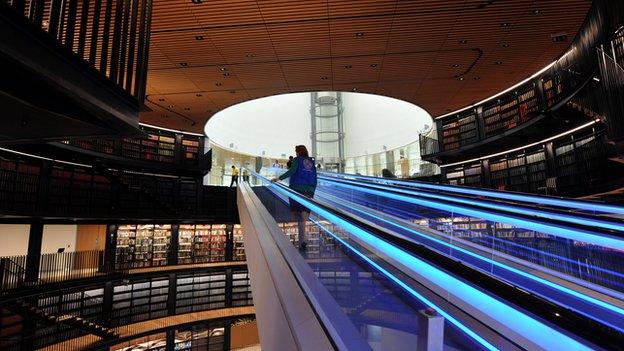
[319,171,624,215]
[252,170,621,350]
[237,173,369,351]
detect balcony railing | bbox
[3,0,153,101]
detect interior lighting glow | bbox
[321,177,624,233]
[315,190,624,332]
[257,175,593,351]
[436,49,576,119]
[319,180,624,251]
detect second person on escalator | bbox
[271,145,317,251]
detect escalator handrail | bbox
[250,170,623,350]
[319,172,624,215]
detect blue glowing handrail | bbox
[252,172,594,351]
[319,179,624,251]
[315,189,624,332]
[319,172,624,215]
[319,176,624,234]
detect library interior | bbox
[1,0,624,350]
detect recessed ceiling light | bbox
[168,105,174,108]
[158,98,165,101]
[230,90,236,94]
[195,35,204,40]
[351,87,358,91]
[452,64,460,68]
[458,77,465,81]
[495,61,503,65]
[459,39,467,44]
[191,0,202,4]
[502,43,510,48]
[370,63,378,68]
[179,62,188,67]
[245,53,255,58]
[219,67,227,71]
[184,107,191,111]
[215,82,222,86]
[355,32,365,37]
[320,76,328,80]
[344,65,352,69]
[500,23,509,28]
[196,93,202,97]
[223,72,230,77]
[473,76,481,80]
[533,9,541,14]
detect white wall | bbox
[42,224,77,254]
[204,91,432,159]
[342,93,431,156]
[0,224,30,257]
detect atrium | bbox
[1,0,624,350]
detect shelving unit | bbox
[543,74,565,108]
[232,224,245,261]
[175,272,227,314]
[115,224,171,268]
[440,111,478,151]
[181,136,200,163]
[482,88,537,138]
[178,225,195,265]
[444,162,481,186]
[111,278,169,325]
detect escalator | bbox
[237,170,624,350]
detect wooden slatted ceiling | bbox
[141,0,592,132]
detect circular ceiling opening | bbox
[204,91,433,159]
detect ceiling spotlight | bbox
[219,67,227,71]
[355,32,365,37]
[191,0,202,4]
[459,39,467,44]
[320,76,328,80]
[495,61,503,65]
[179,62,188,67]
[223,72,230,77]
[196,93,202,97]
[245,53,255,58]
[500,23,509,28]
[352,87,358,91]
[458,76,465,81]
[230,90,236,94]
[533,9,541,15]
[195,35,204,40]
[344,65,352,69]
[215,82,222,86]
[473,76,481,80]
[452,64,460,68]
[502,43,510,48]
[168,105,174,108]
[158,98,165,101]
[370,63,378,68]
[184,107,191,111]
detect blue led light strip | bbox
[315,189,624,332]
[321,177,624,233]
[319,173,624,215]
[256,174,593,350]
[319,179,624,251]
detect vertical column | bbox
[475,107,485,141]
[225,225,234,262]
[481,159,491,188]
[174,134,184,165]
[225,268,233,307]
[536,79,547,111]
[104,224,118,272]
[102,281,114,326]
[166,329,176,351]
[223,323,232,351]
[25,220,44,283]
[36,160,51,214]
[168,224,179,265]
[167,273,177,315]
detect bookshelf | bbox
[613,28,624,67]
[483,87,538,138]
[444,162,481,186]
[543,74,565,108]
[115,224,171,268]
[181,136,201,163]
[440,111,478,151]
[232,224,245,261]
[178,224,195,264]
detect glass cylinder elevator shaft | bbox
[310,92,345,172]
